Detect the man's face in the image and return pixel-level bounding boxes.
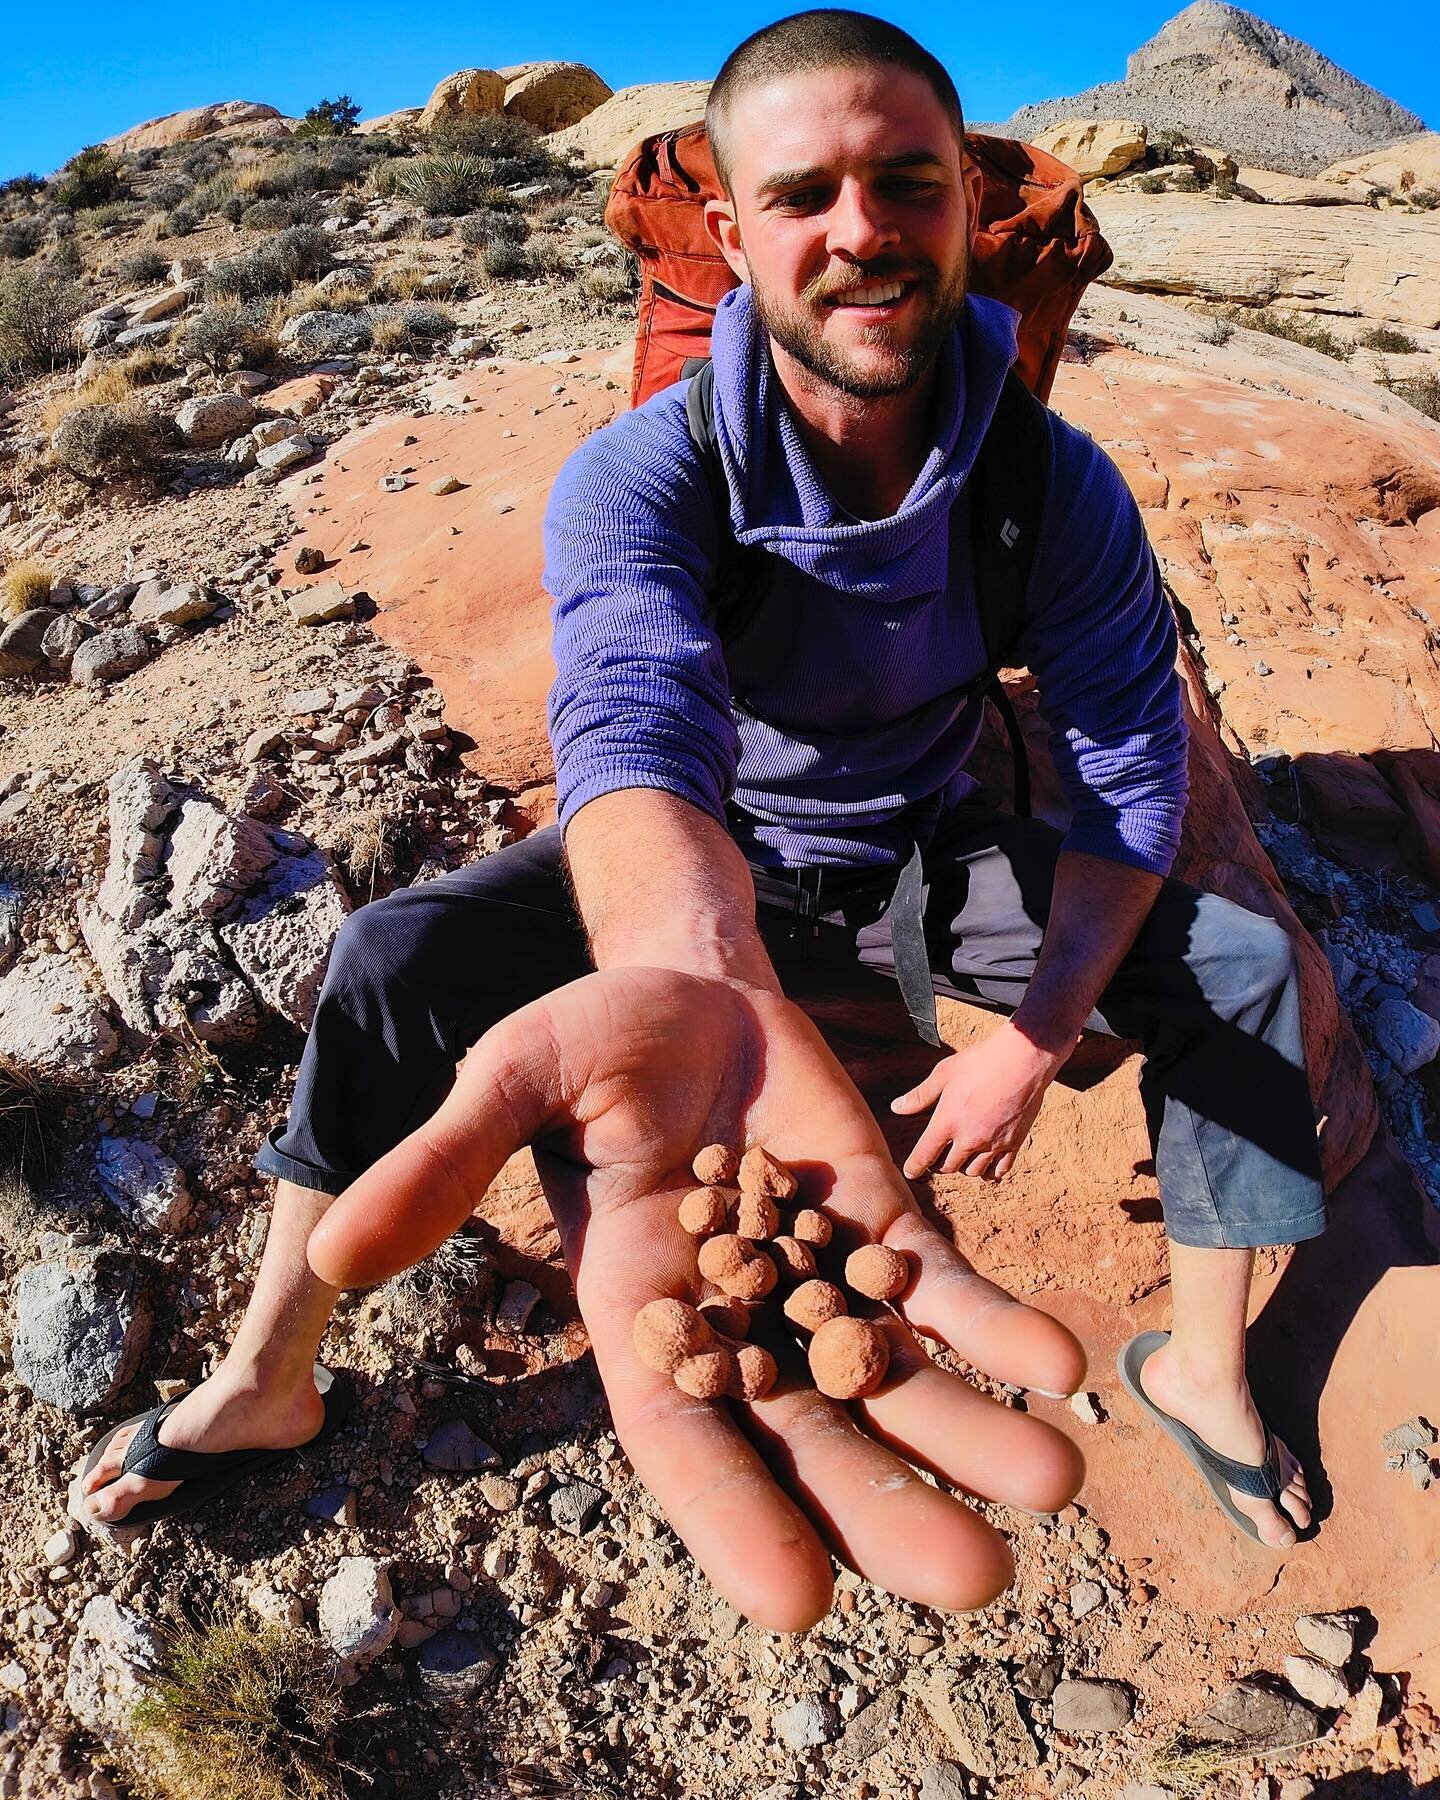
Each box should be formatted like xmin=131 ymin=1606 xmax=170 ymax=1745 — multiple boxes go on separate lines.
xmin=706 ymin=63 xmax=979 ymax=399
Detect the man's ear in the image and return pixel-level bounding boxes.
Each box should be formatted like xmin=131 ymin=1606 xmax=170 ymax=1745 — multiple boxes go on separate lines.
xmin=961 ymin=150 xmax=984 ymax=257
xmin=704 ymin=196 xmax=749 ymax=284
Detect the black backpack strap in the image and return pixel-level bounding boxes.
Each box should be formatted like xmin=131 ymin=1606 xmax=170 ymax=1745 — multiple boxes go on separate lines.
xmin=966 ymin=369 xmax=1053 ymax=818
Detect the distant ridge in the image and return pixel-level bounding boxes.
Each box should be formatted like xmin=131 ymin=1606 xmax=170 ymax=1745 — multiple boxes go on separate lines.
xmin=991 ymin=2 xmax=1427 ymax=176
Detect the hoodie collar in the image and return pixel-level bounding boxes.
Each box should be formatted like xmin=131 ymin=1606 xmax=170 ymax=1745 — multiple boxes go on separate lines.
xmin=707 ymin=284 xmax=1021 ymax=598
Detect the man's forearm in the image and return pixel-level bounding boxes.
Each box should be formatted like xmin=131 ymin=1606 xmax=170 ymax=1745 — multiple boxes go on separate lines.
xmin=563 ymin=788 xmax=781 ymax=993
xmin=1010 ymin=850 xmax=1163 ymax=1067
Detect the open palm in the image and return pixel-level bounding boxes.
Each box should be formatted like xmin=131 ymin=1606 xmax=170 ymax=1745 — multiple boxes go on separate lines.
xmin=308 ymin=965 xmax=1086 ymax=1630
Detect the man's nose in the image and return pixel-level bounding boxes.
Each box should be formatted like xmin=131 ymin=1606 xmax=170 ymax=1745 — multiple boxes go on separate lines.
xmin=824 ymin=177 xmax=900 ymax=262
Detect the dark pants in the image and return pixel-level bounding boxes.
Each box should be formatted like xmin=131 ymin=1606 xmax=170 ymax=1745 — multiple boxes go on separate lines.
xmin=257 ymin=807 xmax=1327 ymax=1250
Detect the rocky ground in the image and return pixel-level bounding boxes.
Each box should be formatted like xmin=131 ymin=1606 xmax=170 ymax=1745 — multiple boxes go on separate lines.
xmin=1 ymin=102 xmax=1439 ymax=1800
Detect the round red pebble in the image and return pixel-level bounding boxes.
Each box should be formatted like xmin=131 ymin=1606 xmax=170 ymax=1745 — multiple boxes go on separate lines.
xmin=699 ymin=1295 xmax=751 ymax=1337
xmin=692 ymin=1143 xmax=740 ymax=1186
xmin=845 ymin=1244 xmax=910 ymax=1301
xmin=734 ymin=1342 xmax=778 ymax=1401
xmin=809 ymin=1316 xmax=890 ymax=1399
xmin=697 ymin=1234 xmax=778 ymax=1301
xmin=632 ymin=1298 xmax=712 ymax=1373
xmin=673 ymin=1346 xmax=736 ymax=1398
xmin=770 ymin=1236 xmax=818 ymax=1281
xmin=678 ymin=1185 xmax=732 ymax=1236
xmin=738 ymin=1145 xmax=798 ymax=1202
xmin=736 ymin=1193 xmax=780 ymax=1239
xmin=783 ymin=1279 xmax=848 ymax=1333
xmin=791 ymin=1208 xmax=833 ymax=1247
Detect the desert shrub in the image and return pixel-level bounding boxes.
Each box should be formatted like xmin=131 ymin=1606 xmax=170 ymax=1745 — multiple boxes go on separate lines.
xmin=175 ymin=298 xmax=276 ymax=372
xmin=159 ymin=205 xmax=199 ymax=238
xmin=0 ymin=217 xmax=43 ymax=259
xmin=84 ymin=200 xmax=138 ymax=230
xmin=1392 ymin=371 xmax=1440 ymax=421
xmin=1147 ymin=130 xmax=1190 ymax=165
xmin=1213 ymin=172 xmax=1237 ymax=200
xmin=46 ymin=236 xmax=84 ymax=277
xmin=238 ymin=142 xmax=375 ymax=202
xmin=459 ymin=207 xmax=529 ymax=249
xmin=369 ymin=263 xmax=431 ymax=301
xmin=366 ymin=300 xmax=454 ymax=352
xmin=51 ymin=399 xmax=165 ymax=480
xmin=115 ymin=245 xmax=169 ymax=287
xmin=53 ymin=145 xmax=125 ymax=211
xmin=1407 ymin=188 xmax=1439 ymax=211
xmin=179 ymin=143 xmax=228 ymax=180
xmin=130 ymin=1613 xmax=343 ymax=1800
xmin=420 ymin=217 xmax=452 ymax=238
xmin=1242 ymin=306 xmax=1350 ymax=360
xmin=0 ymin=265 xmax=82 ymax=375
xmin=478 ymin=240 xmax=532 ymax=281
xmin=1358 ymin=325 xmax=1421 ymax=354
xmin=294 ymin=95 xmax=361 ymax=139
xmin=116 ymin=343 xmax=176 ymax=386
xmin=148 ymin=176 xmax=194 ymax=212
xmin=1135 ymin=173 xmax=1167 ymax=194
xmin=1169 ymin=167 xmax=1201 ymax=193
xmin=205 ymin=225 xmax=332 ymax=299
xmin=581 ymin=265 xmax=635 ymax=308
xmin=2 ymin=559 xmax=51 ymax=618
xmin=43 ymin=366 xmax=136 ymax=432
xmin=240 ymin=195 xmax=319 ymax=231
xmin=0 ymin=174 xmax=44 ymax=199
xmin=397 ymin=152 xmax=497 ymax=217
xmin=189 ymin=173 xmax=239 ymax=219
xmin=526 ymin=238 xmax=570 ymax=277
xmin=536 ymin=199 xmax=576 ymax=229
xmin=1200 ymin=313 xmax=1234 ymax=346
xmin=426 ymin=111 xmax=577 ymax=188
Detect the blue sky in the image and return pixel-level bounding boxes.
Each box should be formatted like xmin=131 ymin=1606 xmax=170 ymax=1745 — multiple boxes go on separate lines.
xmin=2 ymin=1 xmax=1433 ymax=181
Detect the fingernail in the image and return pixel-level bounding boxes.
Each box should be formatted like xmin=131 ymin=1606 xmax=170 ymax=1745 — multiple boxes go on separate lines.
xmin=1032 ymin=1388 xmax=1073 ymax=1400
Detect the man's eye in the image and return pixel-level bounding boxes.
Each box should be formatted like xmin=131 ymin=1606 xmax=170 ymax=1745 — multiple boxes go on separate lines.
xmin=887 ymin=178 xmax=938 ymax=196
xmin=774 ymin=190 xmax=823 ymax=211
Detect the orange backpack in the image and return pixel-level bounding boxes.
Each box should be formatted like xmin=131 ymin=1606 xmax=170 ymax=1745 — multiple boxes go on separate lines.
xmin=605 ymin=120 xmax=1113 ymax=408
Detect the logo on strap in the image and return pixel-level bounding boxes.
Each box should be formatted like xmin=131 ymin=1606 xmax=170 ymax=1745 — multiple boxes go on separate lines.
xmin=1000 ymin=518 xmax=1020 ymax=549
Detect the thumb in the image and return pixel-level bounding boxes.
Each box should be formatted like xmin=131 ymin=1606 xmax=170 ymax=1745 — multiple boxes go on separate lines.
xmin=307 ymin=1002 xmax=566 ymax=1288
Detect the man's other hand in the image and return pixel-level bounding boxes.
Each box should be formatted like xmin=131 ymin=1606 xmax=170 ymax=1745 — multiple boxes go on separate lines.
xmin=891 ymin=1021 xmax=1063 ymax=1181
xmin=307 ymin=967 xmax=1085 ymax=1632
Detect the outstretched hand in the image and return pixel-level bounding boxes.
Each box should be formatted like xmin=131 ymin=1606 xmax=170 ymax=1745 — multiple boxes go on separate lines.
xmin=308 ymin=966 xmax=1085 ymax=1630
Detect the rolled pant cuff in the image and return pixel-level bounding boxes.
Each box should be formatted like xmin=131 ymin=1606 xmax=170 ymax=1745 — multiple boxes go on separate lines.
xmin=1165 ymin=1204 xmax=1328 ymax=1252
xmin=254 ymin=1126 xmax=355 ymax=1198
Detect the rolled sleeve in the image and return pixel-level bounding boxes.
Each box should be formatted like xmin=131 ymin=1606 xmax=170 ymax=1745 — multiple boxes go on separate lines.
xmin=543 ymin=394 xmax=739 ymax=834
xmin=1021 ymin=415 xmax=1188 ymax=877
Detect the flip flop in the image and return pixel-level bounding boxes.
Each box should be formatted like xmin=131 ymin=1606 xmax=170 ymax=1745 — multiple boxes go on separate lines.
xmin=77 ymin=1362 xmax=354 ymax=1529
xmin=1116 ymin=1330 xmax=1288 ymax=1547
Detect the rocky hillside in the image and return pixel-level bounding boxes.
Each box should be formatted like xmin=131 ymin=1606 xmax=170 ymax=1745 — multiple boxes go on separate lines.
xmin=999 ymin=1 xmax=1427 ymax=175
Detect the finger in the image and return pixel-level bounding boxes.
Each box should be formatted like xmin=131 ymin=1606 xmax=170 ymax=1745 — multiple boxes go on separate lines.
xmin=891 ymin=1066 xmax=947 ymax=1115
xmin=855 ymin=1317 xmax=1084 ymax=1515
xmin=994 ymin=1151 xmax=1017 ymax=1178
xmin=308 ymin=1004 xmax=564 ymax=1287
xmin=901 ymin=1117 xmax=957 ymax=1180
xmin=743 ymin=1364 xmax=1014 ymax=1613
xmin=573 ymin=1188 xmax=836 ymax=1634
xmin=962 ymin=1151 xmax=994 ymax=1179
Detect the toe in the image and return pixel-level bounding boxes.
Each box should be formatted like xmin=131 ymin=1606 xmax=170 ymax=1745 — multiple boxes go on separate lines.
xmin=87 ymin=1471 xmax=176 ymax=1524
xmin=81 ymin=1423 xmax=138 ymax=1495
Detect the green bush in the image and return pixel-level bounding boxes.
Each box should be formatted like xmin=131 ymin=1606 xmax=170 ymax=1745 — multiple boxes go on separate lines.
xmin=1242 ymin=306 xmax=1350 ymax=360
xmin=174 ymin=298 xmax=276 ymax=372
xmin=51 ymin=400 xmax=165 ymax=480
xmin=1358 ymin=325 xmax=1421 ymax=354
xmin=53 ymin=145 xmax=126 ymax=211
xmin=0 ymin=266 xmax=82 ymax=376
xmin=1200 ymin=313 xmax=1235 ymax=347
xmin=0 ymin=174 xmax=44 ymax=199
xmin=1213 ymin=172 xmax=1237 ymax=200
xmin=189 ymin=174 xmax=239 ymax=219
xmin=294 ymin=95 xmax=361 ymax=139
xmin=148 ymin=176 xmax=194 ymax=212
xmin=179 ymin=143 xmax=229 ymax=180
xmin=526 ymin=238 xmax=570 ymax=276
xmin=366 ymin=300 xmax=454 ymax=351
xmin=205 ymin=225 xmax=332 ymax=298
xmin=398 ymin=152 xmax=500 ymax=217
xmin=159 ymin=205 xmax=199 ymax=238
xmin=116 ymin=246 xmax=169 ymax=287
xmin=240 ymin=195 xmax=318 ymax=231
xmin=1391 ymin=370 xmax=1440 ymax=421
xmin=1135 ymin=173 xmax=1167 ymax=195
xmin=1407 ymin=188 xmax=1439 ymax=211
xmin=1169 ymin=167 xmax=1201 ymax=193
xmin=426 ymin=111 xmax=577 ymax=189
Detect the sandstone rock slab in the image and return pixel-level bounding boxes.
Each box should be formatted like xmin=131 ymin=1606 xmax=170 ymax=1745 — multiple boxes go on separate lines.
xmin=502 ymin=62 xmax=612 ymax=134
xmin=914 ymin=1662 xmax=1040 ymax=1776
xmin=103 ymin=100 xmax=283 ymax=154
xmin=419 ymin=68 xmax=506 ymax=132
xmin=545 ymin=81 xmax=710 ymax=169
xmin=63 ymin=1596 xmax=165 ymax=1752
xmin=129 ymin=581 xmax=216 ymax=629
xmin=164 ymin=799 xmax=277 ymax=920
xmin=1030 ymin=118 xmax=1147 ymax=180
xmin=287 ymin=580 xmax=354 ymax=625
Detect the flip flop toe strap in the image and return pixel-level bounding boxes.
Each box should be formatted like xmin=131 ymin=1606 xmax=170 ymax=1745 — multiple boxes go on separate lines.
xmin=1179 ymin=1421 xmax=1284 ymax=1501
xmin=120 ymin=1403 xmax=265 ymax=1485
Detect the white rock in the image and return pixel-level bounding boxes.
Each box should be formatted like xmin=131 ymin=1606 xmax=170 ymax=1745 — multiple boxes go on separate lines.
xmin=248 ymin=1584 xmax=305 ymax=1628
xmin=318 ymin=1557 xmax=399 ymax=1673
xmin=1370 ymin=998 xmax=1440 ymax=1075
xmin=43 ymin=1528 xmax=78 ymax=1567
xmin=129 ymin=581 xmax=216 ymax=629
xmin=173 ymin=393 xmax=257 ymax=449
xmin=1295 ymin=1610 xmax=1361 ymax=1665
xmin=1284 ymin=1654 xmax=1351 ymax=1711
xmin=165 ymin=799 xmax=277 ymax=921
xmin=95 ymin=1137 xmax=193 ymax=1233
xmin=0 ymin=952 xmax=118 ymax=1073
xmin=495 ymin=1279 xmax=541 ymax=1333
xmin=218 ymin=847 xmax=349 ymax=1031
xmin=256 ymin=433 xmax=316 ymax=473
xmin=63 ymin=1596 xmax=165 ymax=1749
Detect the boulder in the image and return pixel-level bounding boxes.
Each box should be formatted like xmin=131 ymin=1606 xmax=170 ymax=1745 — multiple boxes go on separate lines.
xmin=217 ymin=846 xmax=349 ymax=1030
xmin=70 ymin=626 xmax=150 ymax=686
xmin=501 ymin=62 xmax=612 ymax=134
xmin=1029 ymin=118 xmax=1147 ymax=180
xmin=113 ymin=320 xmax=178 ymax=351
xmin=95 ymin=1137 xmax=193 ymax=1233
xmin=1088 ymin=190 xmax=1440 ymax=330
xmin=1369 ymin=997 xmax=1440 ymax=1076
xmin=1237 ymin=166 xmax=1372 ymax=205
xmin=80 ymin=902 xmax=259 ymax=1045
xmin=545 ymin=81 xmax=711 ymax=169
xmin=129 ymin=581 xmax=216 ymax=629
xmin=0 ymin=952 xmax=117 ymax=1073
xmin=356 ymin=108 xmax=423 ymax=137
xmin=173 ymin=392 xmax=257 ymax=449
xmin=1319 ymin=133 xmax=1440 ymax=193
xmin=96 ymin=758 xmax=177 ymax=930
xmin=278 ymin=309 xmax=370 ymax=359
xmin=0 ymin=607 xmax=60 ymax=678
xmin=102 ymin=100 xmax=283 ymax=154
xmin=255 ymin=432 xmax=317 ymax=474
xmin=1293 ymin=751 xmax=1409 ymax=849
xmin=41 ymin=613 xmax=90 ymax=673
xmin=165 ymin=799 xmax=277 ymax=920
xmin=418 ymin=68 xmax=506 ymax=133
xmin=11 ymin=1248 xmax=150 ymax=1413
xmin=287 ymin=580 xmax=355 ymax=625
xmin=127 ymin=288 xmax=188 ymax=325
xmin=1373 ymin=750 xmax=1440 ymax=886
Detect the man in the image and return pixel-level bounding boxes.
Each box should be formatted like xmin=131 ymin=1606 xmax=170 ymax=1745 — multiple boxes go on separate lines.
xmin=80 ymin=11 xmax=1321 ymax=1621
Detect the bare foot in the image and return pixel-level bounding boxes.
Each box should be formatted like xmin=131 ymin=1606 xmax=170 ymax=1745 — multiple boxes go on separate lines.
xmin=81 ymin=1367 xmax=326 ymax=1525
xmin=1140 ymin=1340 xmax=1311 ymax=1548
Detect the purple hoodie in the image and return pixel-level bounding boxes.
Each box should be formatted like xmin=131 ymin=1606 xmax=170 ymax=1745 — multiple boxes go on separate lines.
xmin=543 ymin=286 xmax=1187 ymax=872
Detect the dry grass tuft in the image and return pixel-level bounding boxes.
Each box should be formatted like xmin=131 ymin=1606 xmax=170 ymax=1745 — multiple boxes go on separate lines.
xmin=43 ymin=365 xmax=136 ymax=433
xmin=382 ymin=1229 xmax=493 ymax=1340
xmin=2 ymin=557 xmax=52 ymax=618
xmin=327 ymin=804 xmax=402 ymax=902
xmin=167 ymin=1025 xmax=229 ymax=1108
xmin=130 ymin=1613 xmax=344 ymax=1800
xmin=0 ymin=1054 xmax=57 ymax=1190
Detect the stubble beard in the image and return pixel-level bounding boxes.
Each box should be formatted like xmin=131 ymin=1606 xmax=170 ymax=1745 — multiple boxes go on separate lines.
xmin=749 ymin=249 xmax=970 ymax=400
